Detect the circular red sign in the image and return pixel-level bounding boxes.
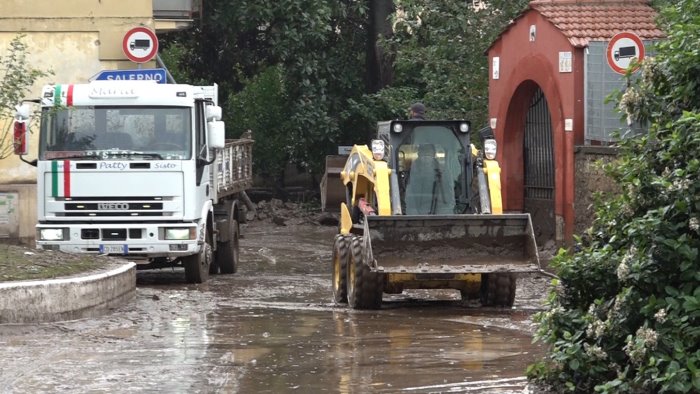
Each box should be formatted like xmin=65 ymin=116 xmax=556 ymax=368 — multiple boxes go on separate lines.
xmin=122 ymin=26 xmax=159 ymax=63
xmin=606 ymin=32 xmax=645 ymax=74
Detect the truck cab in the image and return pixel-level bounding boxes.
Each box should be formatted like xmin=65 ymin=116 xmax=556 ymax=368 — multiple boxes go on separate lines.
xmin=15 ymin=81 xmax=254 ymax=283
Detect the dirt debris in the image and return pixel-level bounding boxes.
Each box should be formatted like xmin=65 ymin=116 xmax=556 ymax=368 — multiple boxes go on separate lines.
xmin=252 ymin=198 xmax=338 ymax=227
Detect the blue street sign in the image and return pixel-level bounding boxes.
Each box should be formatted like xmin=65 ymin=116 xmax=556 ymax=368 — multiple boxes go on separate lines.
xmin=94 ymin=68 xmax=167 ymax=83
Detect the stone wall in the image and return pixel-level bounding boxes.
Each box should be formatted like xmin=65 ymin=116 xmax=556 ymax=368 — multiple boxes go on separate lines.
xmin=574 ymin=146 xmax=620 ymax=236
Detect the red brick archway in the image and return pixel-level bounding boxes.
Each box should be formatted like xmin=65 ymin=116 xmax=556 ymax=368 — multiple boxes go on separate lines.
xmin=494 ymin=54 xmax=573 ymax=242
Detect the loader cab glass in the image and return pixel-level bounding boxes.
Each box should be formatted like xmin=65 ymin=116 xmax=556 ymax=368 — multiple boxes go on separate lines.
xmin=38 ymin=106 xmax=192 ymax=160
xmin=396 ymin=125 xmax=465 ymax=215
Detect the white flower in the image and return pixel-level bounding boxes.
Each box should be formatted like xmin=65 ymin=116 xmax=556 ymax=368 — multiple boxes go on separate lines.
xmin=654 ymin=308 xmax=667 ymax=323
xmin=584 ymin=343 xmax=608 ymax=360
xmin=690 ymin=217 xmax=699 ymax=232
xmin=637 ymin=327 xmax=658 ymax=348
xmin=617 ymin=260 xmax=630 ymax=281
xmin=617 ymin=247 xmax=636 ymax=281
xmin=586 ymin=319 xmax=606 ymax=339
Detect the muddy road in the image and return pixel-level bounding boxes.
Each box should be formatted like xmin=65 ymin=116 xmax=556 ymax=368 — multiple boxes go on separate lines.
xmin=0 ymin=221 xmax=551 ymax=393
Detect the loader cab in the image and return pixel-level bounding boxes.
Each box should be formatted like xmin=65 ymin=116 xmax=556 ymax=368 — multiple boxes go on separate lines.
xmin=377 ymin=120 xmax=473 ymax=215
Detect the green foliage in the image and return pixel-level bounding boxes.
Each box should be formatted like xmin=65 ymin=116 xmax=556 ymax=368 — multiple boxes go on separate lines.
xmin=161 ymin=1 xmax=528 ymax=179
xmin=161 ymin=0 xmax=370 ymax=175
xmin=227 ymin=65 xmax=290 ymax=182
xmin=0 ymin=35 xmax=51 ymax=159
xmin=529 ymin=1 xmax=700 ymax=392
xmin=383 ymin=0 xmax=529 ymax=125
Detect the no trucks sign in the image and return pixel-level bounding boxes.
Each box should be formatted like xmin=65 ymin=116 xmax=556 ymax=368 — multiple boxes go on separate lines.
xmin=122 ymin=27 xmax=159 ymax=63
xmin=606 ymin=32 xmax=645 ymax=74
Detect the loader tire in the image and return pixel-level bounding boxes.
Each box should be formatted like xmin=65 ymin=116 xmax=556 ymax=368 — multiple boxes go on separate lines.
xmin=480 ymin=273 xmax=516 ymax=307
xmin=347 ymin=236 xmax=383 ymax=310
xmin=332 ymin=234 xmax=350 ymax=304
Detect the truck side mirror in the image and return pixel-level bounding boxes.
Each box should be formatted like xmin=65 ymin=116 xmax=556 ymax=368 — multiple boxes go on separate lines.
xmin=208 ymin=120 xmax=225 ymax=149
xmin=205 ymin=105 xmax=222 ymax=121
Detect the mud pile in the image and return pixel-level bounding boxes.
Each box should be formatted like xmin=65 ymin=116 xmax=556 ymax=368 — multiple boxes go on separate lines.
xmin=252 ymin=199 xmax=338 ymax=227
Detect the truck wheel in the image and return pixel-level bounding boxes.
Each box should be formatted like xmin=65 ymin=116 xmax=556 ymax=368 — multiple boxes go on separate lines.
xmin=332 ymin=234 xmax=349 ymax=303
xmin=217 ymin=219 xmax=239 ymax=274
xmin=480 ymin=273 xmax=516 ymax=307
xmin=184 ymin=242 xmax=212 ymax=284
xmin=347 ymin=236 xmax=383 ymax=310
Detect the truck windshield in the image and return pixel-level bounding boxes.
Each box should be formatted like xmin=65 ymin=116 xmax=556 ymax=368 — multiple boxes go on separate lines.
xmin=39 ymin=106 xmax=192 ymax=160
xmin=398 ymin=126 xmax=465 ymax=215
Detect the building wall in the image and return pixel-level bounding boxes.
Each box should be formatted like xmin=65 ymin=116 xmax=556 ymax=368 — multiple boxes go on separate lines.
xmin=0 ymin=0 xmax=157 ymax=243
xmin=488 ymin=10 xmax=584 ymax=243
xmin=573 ymin=146 xmax=619 ymax=236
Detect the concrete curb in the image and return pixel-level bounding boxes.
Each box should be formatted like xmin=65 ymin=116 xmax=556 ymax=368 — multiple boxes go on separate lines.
xmin=0 ymin=262 xmax=136 ymax=324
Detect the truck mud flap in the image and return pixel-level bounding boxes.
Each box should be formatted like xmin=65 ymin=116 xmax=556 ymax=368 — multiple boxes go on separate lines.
xmin=364 ymin=214 xmax=540 ymax=274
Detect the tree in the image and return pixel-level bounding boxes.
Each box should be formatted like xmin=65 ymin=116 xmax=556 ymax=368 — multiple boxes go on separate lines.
xmin=528 ymin=1 xmax=700 ymax=392
xmin=161 ymin=0 xmax=371 ymax=181
xmin=381 ymin=0 xmax=529 ymax=125
xmin=160 ymin=1 xmax=530 ymax=182
xmin=0 ymin=35 xmax=51 ymax=159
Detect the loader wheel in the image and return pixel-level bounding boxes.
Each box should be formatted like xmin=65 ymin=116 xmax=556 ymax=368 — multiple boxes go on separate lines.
xmin=347 ymin=236 xmax=383 ymax=310
xmin=184 ymin=241 xmax=212 ymax=284
xmin=480 ymin=273 xmax=516 ymax=307
xmin=217 ymin=219 xmax=240 ymax=274
xmin=332 ymin=234 xmax=350 ymax=304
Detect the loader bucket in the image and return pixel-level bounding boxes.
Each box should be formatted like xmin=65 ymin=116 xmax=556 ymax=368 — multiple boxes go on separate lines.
xmin=365 ymin=214 xmax=540 ymax=274
xmin=320 ymin=155 xmax=349 ymax=212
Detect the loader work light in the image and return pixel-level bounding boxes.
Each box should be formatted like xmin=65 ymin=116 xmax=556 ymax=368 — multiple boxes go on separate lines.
xmin=371 ymin=139 xmax=385 ymax=161
xmin=484 ymin=139 xmax=497 ymax=160
xmin=459 ymin=122 xmax=470 ymax=133
xmin=392 ymin=123 xmax=403 ymax=133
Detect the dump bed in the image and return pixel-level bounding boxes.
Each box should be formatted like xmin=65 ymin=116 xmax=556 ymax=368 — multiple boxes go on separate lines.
xmin=211 ymin=138 xmax=254 ymax=201
xmin=320 ymin=154 xmax=349 ymax=212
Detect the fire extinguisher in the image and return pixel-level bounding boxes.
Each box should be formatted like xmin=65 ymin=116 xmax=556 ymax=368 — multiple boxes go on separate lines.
xmin=13 ymin=104 xmax=30 ymax=156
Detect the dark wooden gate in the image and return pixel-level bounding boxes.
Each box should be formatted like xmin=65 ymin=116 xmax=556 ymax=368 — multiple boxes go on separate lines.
xmin=523 ymin=87 xmax=555 ymax=243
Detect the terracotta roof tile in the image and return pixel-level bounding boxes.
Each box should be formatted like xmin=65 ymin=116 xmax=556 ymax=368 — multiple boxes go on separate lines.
xmin=529 ymin=0 xmax=665 ymax=47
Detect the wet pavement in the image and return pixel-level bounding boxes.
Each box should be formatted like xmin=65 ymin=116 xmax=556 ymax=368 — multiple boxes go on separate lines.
xmin=0 ymin=221 xmax=551 ymax=393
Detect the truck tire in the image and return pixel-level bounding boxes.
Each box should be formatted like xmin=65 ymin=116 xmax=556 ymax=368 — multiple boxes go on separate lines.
xmin=332 ymin=234 xmax=349 ymax=304
xmin=217 ymin=219 xmax=239 ymax=274
xmin=184 ymin=241 xmax=212 ymax=284
xmin=479 ymin=273 xmax=516 ymax=307
xmin=347 ymin=236 xmax=383 ymax=310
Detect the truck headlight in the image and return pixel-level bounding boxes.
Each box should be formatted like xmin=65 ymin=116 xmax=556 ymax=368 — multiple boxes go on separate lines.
xmin=39 ymin=228 xmax=68 ymax=241
xmin=484 ymin=139 xmax=497 ymax=160
xmin=371 ymin=139 xmax=385 ymax=161
xmin=165 ymin=228 xmax=195 ymax=240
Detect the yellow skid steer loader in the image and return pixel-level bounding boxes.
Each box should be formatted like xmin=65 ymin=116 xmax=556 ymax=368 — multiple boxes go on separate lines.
xmin=331 ymin=120 xmax=541 ymax=309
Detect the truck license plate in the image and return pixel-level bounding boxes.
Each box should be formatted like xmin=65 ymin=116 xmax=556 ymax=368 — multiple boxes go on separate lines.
xmin=99 ymin=244 xmax=128 ymax=255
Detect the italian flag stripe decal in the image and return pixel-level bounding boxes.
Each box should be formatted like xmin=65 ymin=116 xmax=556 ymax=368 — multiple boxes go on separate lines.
xmin=51 ymin=160 xmax=71 ymax=198
xmin=67 ymin=84 xmax=74 ymax=106
xmin=52 ymin=84 xmax=73 ymax=106
xmin=54 ymin=85 xmax=61 ymax=106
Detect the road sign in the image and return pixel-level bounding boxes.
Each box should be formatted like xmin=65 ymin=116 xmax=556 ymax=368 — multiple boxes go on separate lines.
xmin=94 ymin=68 xmax=167 ymax=83
xmin=122 ymin=26 xmax=159 ymax=63
xmin=606 ymin=32 xmax=645 ymax=74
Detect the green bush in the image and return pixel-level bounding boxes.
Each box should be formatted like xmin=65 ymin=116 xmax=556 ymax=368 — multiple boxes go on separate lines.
xmin=528 ymin=1 xmax=700 ymax=392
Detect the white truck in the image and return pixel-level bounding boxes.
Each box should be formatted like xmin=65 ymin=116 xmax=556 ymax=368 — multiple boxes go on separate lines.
xmin=13 ymin=80 xmax=254 ymax=283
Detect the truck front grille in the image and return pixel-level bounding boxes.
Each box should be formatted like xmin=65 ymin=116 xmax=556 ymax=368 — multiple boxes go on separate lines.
xmin=55 ymin=196 xmax=177 ymax=218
